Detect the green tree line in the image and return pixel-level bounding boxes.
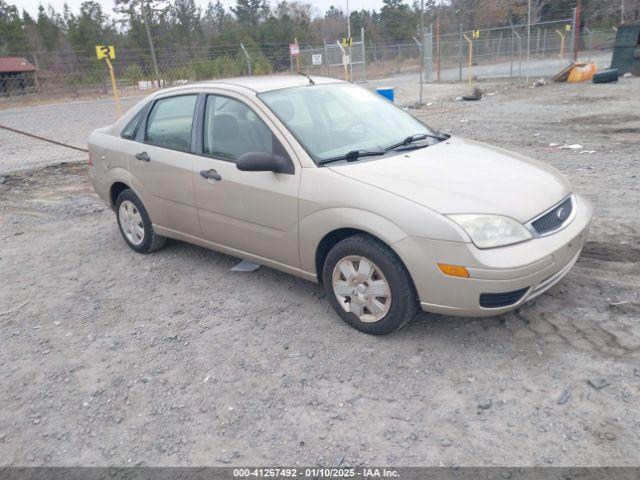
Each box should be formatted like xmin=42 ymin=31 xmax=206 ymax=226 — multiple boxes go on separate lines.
xmin=1 ymin=0 xmax=634 ymax=57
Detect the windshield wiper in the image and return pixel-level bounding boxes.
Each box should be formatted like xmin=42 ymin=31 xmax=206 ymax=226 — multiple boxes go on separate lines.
xmin=318 ymin=149 xmax=385 ymax=165
xmin=384 ymin=133 xmax=448 ymax=152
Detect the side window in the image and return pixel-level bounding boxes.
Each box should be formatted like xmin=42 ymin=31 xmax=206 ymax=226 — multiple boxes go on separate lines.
xmin=145 ymin=94 xmax=197 ymax=151
xmin=121 ymin=108 xmax=144 ymax=140
xmin=204 ymin=95 xmax=276 ymax=161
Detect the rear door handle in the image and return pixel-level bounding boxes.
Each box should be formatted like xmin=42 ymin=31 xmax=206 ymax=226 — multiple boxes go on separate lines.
xmin=135 ymin=151 xmax=150 ymax=162
xmin=200 ymin=169 xmax=221 ymax=181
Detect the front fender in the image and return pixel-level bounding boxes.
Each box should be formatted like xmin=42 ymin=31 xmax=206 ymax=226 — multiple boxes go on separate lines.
xmin=299 ymin=207 xmax=409 ymax=275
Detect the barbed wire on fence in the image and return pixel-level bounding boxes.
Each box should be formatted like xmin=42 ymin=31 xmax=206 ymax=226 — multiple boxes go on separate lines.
xmin=0 ymin=17 xmax=619 ymax=102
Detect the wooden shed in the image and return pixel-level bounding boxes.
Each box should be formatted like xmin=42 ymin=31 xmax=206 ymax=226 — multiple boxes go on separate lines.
xmin=0 ymin=57 xmax=38 ymax=96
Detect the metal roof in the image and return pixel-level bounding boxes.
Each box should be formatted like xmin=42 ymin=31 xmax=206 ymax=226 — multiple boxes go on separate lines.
xmin=0 ymin=57 xmax=37 ymax=73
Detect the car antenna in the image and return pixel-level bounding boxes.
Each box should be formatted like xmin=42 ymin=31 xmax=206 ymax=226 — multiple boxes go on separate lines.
xmin=299 ymin=72 xmax=315 ymax=86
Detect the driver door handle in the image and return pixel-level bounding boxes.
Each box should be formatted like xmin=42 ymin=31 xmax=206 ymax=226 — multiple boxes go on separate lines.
xmin=200 ymin=169 xmax=222 ymax=181
xmin=135 ymin=151 xmax=150 ymax=162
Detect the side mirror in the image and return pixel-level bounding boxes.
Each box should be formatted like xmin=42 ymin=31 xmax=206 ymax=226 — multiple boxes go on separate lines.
xmin=236 ymin=151 xmax=294 ymax=175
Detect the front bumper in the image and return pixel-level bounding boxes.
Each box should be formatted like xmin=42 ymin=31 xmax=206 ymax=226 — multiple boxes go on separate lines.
xmin=393 ymin=193 xmax=593 ymax=317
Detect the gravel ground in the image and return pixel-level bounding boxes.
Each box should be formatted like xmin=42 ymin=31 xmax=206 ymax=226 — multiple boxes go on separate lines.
xmin=0 ymin=77 xmax=639 ymax=467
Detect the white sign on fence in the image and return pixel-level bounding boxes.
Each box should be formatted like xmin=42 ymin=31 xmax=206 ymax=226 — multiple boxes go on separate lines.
xmin=289 ymin=43 xmax=300 ymax=56
xmin=312 ymin=54 xmax=322 ymax=66
xmin=342 ymin=54 xmax=350 ymax=66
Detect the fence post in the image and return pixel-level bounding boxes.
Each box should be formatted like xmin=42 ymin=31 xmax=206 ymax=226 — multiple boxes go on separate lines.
xmin=423 ymin=25 xmax=434 ymax=82
xmin=348 ymin=41 xmax=353 ymax=83
xmin=571 ymin=7 xmax=577 ymax=61
xmin=361 ymin=26 xmax=367 ymax=83
xmin=413 ymin=35 xmax=422 ymax=84
xmin=510 ymin=27 xmax=515 ymax=77
xmin=542 ymin=28 xmax=547 ymax=57
xmin=556 ymin=29 xmax=565 ymax=58
xmin=462 ymin=32 xmax=473 ymax=86
xmin=496 ymin=32 xmax=503 ymax=61
xmin=458 ymin=23 xmax=463 ymax=82
xmin=419 ymin=0 xmax=424 ymax=105
xmin=240 ymin=43 xmax=252 ymax=76
xmin=337 ymin=41 xmax=349 ymax=81
xmin=536 ymin=28 xmax=541 ymax=55
xmin=435 ymin=16 xmax=441 ymax=82
xmin=518 ymin=33 xmax=522 ymax=76
xmin=324 ymin=40 xmax=329 ymax=76
xmin=573 ymin=1 xmax=581 ymax=62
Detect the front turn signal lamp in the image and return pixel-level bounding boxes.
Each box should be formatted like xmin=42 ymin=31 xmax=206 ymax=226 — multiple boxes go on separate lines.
xmin=437 ymin=263 xmax=470 ymax=278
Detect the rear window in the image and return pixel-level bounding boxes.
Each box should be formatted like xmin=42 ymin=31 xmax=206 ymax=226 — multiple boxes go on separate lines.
xmin=121 ymin=108 xmax=144 ymax=140
xmin=145 ymin=94 xmax=197 ymax=151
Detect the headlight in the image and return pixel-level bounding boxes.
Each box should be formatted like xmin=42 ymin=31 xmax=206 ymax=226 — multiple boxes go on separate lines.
xmin=448 ymin=214 xmax=532 ymax=249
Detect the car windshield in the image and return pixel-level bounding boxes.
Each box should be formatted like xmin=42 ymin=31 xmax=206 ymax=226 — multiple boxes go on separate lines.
xmin=259 ymin=83 xmax=439 ymax=164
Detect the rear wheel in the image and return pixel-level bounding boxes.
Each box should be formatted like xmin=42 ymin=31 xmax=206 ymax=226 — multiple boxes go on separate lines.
xmin=115 ymin=189 xmax=166 ymax=253
xmin=322 ymin=234 xmax=418 ymax=335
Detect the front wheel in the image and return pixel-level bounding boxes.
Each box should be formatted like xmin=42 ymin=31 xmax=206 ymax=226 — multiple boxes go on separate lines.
xmin=322 ymin=234 xmax=419 ymax=335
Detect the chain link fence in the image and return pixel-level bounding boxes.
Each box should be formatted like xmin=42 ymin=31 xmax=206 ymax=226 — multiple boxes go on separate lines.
xmin=0 ymin=21 xmax=618 ymax=101
xmin=436 ymin=19 xmax=617 ymax=81
xmin=0 ymin=20 xmax=618 ymax=174
xmin=0 ymin=45 xmax=294 ymax=99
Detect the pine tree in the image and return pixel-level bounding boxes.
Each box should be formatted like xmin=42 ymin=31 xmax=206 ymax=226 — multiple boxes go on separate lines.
xmin=231 ymin=0 xmax=269 ymax=28
xmin=0 ymin=0 xmax=26 ymax=54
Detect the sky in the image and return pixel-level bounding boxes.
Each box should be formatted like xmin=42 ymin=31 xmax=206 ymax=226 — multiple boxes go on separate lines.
xmin=16 ymin=0 xmax=389 ymax=17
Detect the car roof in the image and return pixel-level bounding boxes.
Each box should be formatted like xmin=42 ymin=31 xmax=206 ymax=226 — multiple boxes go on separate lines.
xmin=162 ymin=75 xmax=345 ymax=95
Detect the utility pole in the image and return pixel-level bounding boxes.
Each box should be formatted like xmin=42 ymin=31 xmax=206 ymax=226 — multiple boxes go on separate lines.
xmin=621 ymin=0 xmax=625 ymax=23
xmin=419 ymin=0 xmax=424 ymax=105
xmin=346 ymin=0 xmax=351 ymax=40
xmin=140 ymin=0 xmax=161 ymax=88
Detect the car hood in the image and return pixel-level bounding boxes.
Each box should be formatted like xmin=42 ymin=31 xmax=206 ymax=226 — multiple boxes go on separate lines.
xmin=327 ymin=136 xmax=571 ymax=222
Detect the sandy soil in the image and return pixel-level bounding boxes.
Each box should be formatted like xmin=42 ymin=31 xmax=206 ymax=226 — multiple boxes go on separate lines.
xmin=0 ymin=78 xmax=639 ymax=467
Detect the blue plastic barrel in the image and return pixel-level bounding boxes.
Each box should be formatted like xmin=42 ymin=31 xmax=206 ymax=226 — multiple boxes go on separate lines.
xmin=376 ymin=87 xmax=394 ymax=102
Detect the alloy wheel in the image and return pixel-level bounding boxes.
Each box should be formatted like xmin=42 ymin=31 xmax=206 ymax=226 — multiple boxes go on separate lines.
xmin=118 ymin=200 xmax=145 ymax=246
xmin=331 ymin=255 xmax=392 ymax=323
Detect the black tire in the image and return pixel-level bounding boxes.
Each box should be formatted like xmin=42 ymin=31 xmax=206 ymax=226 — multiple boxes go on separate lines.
xmin=592 ymin=69 xmax=619 ymax=84
xmin=322 ymin=234 xmax=419 ymax=335
xmin=115 ymin=189 xmax=166 ymax=254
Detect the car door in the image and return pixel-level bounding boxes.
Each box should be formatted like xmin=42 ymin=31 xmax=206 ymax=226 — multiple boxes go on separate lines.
xmin=125 ymin=93 xmax=201 ymax=237
xmin=191 ymin=92 xmax=300 ymax=268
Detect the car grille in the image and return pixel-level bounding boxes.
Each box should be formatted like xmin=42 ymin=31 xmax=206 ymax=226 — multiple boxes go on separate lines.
xmin=479 ymin=288 xmax=529 ymax=308
xmin=531 ymin=196 xmax=573 ymax=235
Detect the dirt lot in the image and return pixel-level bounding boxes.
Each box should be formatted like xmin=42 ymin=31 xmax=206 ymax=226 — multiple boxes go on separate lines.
xmin=1 ymin=78 xmax=639 ymax=467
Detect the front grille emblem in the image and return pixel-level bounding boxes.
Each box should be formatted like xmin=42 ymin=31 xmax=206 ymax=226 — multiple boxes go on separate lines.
xmin=529 ymin=195 xmax=574 ymax=236
xmin=556 ymin=206 xmax=569 ymax=222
